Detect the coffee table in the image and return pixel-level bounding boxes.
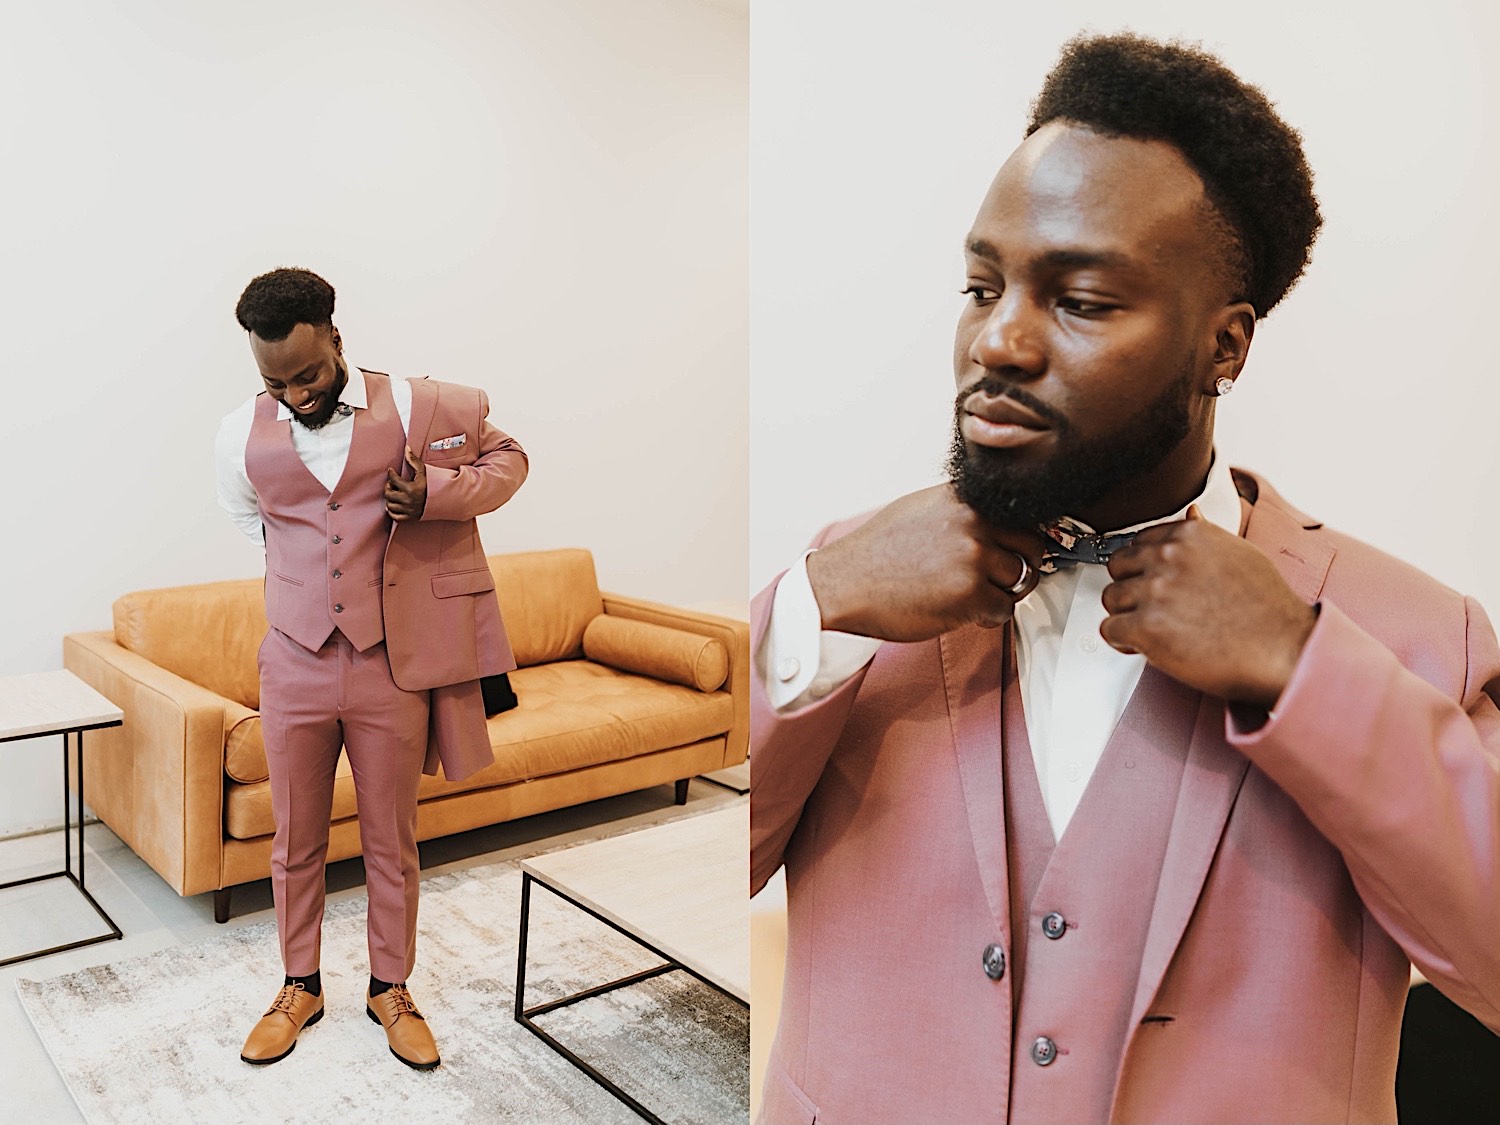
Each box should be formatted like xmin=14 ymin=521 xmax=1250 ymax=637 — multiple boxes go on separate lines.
xmin=0 ymin=670 xmax=124 ymax=967
xmin=514 ymin=803 xmax=748 ymax=1124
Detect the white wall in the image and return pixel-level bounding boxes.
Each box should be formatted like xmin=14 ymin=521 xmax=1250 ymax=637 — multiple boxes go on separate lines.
xmin=0 ymin=0 xmax=746 ymax=835
xmin=751 ymin=2 xmax=1500 ymax=623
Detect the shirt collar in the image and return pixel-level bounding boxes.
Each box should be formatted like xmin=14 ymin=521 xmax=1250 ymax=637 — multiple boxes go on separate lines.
xmin=274 ymin=358 xmax=365 ymax=421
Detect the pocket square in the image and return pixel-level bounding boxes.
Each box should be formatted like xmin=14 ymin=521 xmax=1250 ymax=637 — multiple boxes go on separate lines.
xmin=428 ymin=433 xmax=467 ymax=451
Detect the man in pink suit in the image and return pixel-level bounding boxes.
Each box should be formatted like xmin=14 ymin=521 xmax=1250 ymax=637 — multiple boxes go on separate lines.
xmin=215 ymin=268 xmax=527 ymax=1068
xmin=752 ymin=35 xmax=1500 ymax=1124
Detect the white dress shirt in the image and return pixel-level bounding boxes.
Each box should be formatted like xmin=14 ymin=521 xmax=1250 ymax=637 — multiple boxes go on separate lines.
xmin=214 ymin=362 xmax=412 ymax=544
xmin=760 ymin=457 xmax=1243 ymax=838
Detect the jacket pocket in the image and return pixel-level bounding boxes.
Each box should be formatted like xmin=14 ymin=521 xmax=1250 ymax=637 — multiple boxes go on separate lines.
xmin=272 ymin=571 xmax=305 ymax=587
xmin=431 ymin=567 xmax=496 ymax=598
xmin=759 ymin=1055 xmax=819 ymax=1124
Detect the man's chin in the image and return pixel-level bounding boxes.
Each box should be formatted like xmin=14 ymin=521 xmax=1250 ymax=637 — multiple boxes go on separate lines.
xmin=948 ymin=443 xmax=1064 ymax=529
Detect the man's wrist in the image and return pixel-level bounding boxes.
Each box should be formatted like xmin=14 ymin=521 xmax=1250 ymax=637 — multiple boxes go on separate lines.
xmin=805 ymin=549 xmax=852 ymax=634
xmin=1244 ymin=603 xmax=1320 ymax=711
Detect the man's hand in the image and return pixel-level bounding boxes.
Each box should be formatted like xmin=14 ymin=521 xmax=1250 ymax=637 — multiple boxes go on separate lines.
xmin=1100 ymin=509 xmax=1317 ymax=710
xmin=384 ymin=448 xmax=427 ymax=521
xmin=805 ymin=484 xmax=1050 ymax=643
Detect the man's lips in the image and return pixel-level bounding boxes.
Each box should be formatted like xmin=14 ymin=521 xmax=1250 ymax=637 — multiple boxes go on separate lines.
xmin=961 ymin=391 xmax=1054 ymax=449
xmin=963 ymin=392 xmax=1050 ymax=429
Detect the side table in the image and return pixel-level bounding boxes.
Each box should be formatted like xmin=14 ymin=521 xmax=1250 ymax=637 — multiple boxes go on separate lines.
xmin=0 ymin=670 xmax=124 ymax=967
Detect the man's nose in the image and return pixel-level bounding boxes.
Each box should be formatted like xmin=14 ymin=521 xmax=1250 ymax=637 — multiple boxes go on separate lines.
xmin=968 ymin=292 xmax=1045 ymax=377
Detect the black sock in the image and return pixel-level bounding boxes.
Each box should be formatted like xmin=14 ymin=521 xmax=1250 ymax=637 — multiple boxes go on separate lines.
xmin=284 ymin=970 xmax=321 ymax=997
xmin=369 ymin=975 xmax=396 ymax=997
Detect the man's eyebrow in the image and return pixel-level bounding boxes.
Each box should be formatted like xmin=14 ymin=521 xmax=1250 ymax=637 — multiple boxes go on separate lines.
xmin=963 ymin=238 xmax=1138 ymax=273
xmin=964 ymin=237 xmax=1001 ymax=263
xmin=1038 ymin=248 xmax=1137 ymax=272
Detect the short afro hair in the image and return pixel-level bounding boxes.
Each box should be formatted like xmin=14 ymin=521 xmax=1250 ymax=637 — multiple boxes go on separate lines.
xmin=235 ymin=267 xmax=336 ymax=341
xmin=1028 ymin=33 xmax=1321 ymax=317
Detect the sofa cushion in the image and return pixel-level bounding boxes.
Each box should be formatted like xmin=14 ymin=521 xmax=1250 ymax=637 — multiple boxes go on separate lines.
xmin=222 ymin=659 xmax=734 ymax=839
xmin=454 ymin=660 xmax=734 ymax=792
xmin=226 ymin=751 xmax=355 ymax=840
xmin=114 ymin=578 xmax=266 ymax=710
xmin=583 ymin=615 xmax=728 ymax=692
xmin=488 ymin=549 xmax=602 ymax=667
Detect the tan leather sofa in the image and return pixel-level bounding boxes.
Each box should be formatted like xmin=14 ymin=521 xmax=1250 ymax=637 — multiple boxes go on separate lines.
xmin=62 ymin=548 xmax=747 ymax=921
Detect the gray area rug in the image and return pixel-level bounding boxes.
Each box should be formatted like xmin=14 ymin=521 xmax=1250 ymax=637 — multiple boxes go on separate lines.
xmin=17 ymin=843 xmax=748 ymax=1125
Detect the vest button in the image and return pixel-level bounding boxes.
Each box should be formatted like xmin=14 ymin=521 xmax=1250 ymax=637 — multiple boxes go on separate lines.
xmin=333 ymin=604 xmax=344 ymax=613
xmin=329 ymin=502 xmax=341 ymax=510
xmin=332 ymin=535 xmax=343 ymax=544
xmin=332 ymin=570 xmax=342 ymax=579
xmin=1042 ymin=911 xmax=1066 ymax=940
xmin=1031 ymin=1037 xmax=1057 ymax=1066
xmin=981 ymin=943 xmax=1006 ymax=981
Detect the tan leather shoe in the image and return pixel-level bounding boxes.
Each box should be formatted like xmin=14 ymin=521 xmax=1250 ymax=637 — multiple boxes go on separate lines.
xmin=240 ymin=982 xmax=324 ymax=1065
xmin=366 ymin=983 xmax=440 ymax=1069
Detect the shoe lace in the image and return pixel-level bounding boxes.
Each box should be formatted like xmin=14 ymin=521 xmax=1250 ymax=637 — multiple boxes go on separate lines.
xmin=266 ymin=982 xmax=305 ymax=1017
xmin=385 ymin=983 xmax=423 ymax=1021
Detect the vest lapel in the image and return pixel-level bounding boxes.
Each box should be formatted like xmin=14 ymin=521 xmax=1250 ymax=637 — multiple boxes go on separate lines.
xmin=327 ymin=370 xmax=373 ymax=500
xmin=938 ymin=624 xmax=1012 ymax=934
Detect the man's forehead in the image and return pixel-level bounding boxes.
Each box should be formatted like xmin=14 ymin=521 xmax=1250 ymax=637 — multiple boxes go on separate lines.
xmin=969 ymin=122 xmax=1210 ymax=266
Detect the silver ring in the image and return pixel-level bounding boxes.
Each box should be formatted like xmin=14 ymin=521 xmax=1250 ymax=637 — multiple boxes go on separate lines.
xmin=1004 ymin=554 xmax=1032 ymax=597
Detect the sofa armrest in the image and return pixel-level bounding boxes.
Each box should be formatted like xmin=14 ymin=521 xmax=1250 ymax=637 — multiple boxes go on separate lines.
xmin=63 ymin=631 xmax=234 ymax=897
xmin=598 ymin=595 xmax=750 ymax=769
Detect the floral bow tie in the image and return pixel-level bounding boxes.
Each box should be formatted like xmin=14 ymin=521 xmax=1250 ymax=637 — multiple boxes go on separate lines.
xmin=1038 ymin=518 xmax=1138 ymax=575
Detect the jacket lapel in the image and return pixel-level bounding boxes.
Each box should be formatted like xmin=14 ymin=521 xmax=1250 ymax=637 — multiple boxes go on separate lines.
xmin=939 ymin=624 xmax=1012 ymax=933
xmin=1126 ymin=468 xmax=1337 ymax=1028
xmin=404 ymin=376 xmax=437 ymax=476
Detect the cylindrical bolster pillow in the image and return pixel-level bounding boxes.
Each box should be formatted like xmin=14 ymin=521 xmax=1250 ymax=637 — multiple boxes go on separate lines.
xmin=224 ymin=706 xmax=270 ymax=784
xmin=582 ymin=615 xmax=729 ymax=693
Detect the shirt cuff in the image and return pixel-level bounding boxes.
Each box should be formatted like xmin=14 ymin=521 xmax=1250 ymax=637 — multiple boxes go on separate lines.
xmin=761 ymin=550 xmax=883 ymax=712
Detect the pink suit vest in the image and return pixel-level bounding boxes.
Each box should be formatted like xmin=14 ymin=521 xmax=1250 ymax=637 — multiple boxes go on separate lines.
xmin=244 ymin=371 xmax=406 ymax=654
xmin=999 ymin=634 xmax=1191 ymax=1123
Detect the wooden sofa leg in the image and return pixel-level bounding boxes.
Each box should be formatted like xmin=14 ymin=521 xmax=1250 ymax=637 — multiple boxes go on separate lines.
xmin=675 ymin=778 xmax=690 ymax=805
xmin=214 ymin=887 xmax=231 ymax=924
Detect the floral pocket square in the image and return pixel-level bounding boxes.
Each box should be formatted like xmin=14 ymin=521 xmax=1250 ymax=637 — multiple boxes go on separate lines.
xmin=428 ymin=433 xmax=467 ymax=451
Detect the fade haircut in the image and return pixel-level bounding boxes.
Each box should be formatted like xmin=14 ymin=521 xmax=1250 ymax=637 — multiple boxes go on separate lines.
xmin=1028 ymin=33 xmax=1322 ymax=317
xmin=235 ymin=267 xmax=336 ymax=341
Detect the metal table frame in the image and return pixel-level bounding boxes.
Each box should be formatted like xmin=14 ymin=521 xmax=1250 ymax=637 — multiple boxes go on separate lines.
xmin=514 ymin=870 xmax=748 ymax=1125
xmin=0 ymin=720 xmax=124 ymax=967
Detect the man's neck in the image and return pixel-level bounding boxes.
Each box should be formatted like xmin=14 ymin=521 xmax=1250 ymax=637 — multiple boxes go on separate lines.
xmin=1069 ymin=436 xmax=1214 ymax=533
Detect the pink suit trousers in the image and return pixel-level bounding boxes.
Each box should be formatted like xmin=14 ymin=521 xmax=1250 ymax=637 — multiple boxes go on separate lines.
xmin=258 ymin=627 xmax=428 ymax=982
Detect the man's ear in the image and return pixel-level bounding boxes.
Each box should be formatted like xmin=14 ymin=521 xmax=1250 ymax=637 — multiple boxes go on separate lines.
xmin=330 ymin=324 xmax=343 ymax=354
xmin=1210 ymin=302 xmax=1256 ymax=388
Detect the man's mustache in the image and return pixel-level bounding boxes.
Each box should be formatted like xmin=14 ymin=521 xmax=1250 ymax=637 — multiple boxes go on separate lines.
xmin=953 ymin=376 xmax=1070 ymax=433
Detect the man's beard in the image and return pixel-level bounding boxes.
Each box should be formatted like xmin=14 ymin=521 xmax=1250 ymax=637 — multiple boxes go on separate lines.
xmin=290 ymin=361 xmax=349 ymax=431
xmin=945 ymin=365 xmax=1194 ymax=531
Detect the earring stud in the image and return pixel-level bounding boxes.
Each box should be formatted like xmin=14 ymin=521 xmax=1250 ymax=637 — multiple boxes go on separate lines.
xmin=1214 ymin=377 xmax=1235 ymax=396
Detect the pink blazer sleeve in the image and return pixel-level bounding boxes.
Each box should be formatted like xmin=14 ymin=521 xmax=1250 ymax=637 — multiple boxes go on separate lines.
xmin=421 ymin=388 xmax=528 ymax=523
xmin=1229 ymin=597 xmax=1500 ymax=1030
xmin=750 ymin=520 xmax=879 ymax=895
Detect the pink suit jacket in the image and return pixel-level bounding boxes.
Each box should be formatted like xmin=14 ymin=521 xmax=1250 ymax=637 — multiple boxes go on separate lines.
xmin=751 ymin=470 xmax=1500 ymax=1124
xmin=382 ymin=375 xmax=528 ymax=781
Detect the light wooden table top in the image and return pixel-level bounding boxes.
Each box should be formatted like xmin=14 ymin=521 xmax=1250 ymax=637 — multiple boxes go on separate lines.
xmin=0 ymin=671 xmax=123 ymax=742
xmin=522 ymin=803 xmax=749 ymax=1001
